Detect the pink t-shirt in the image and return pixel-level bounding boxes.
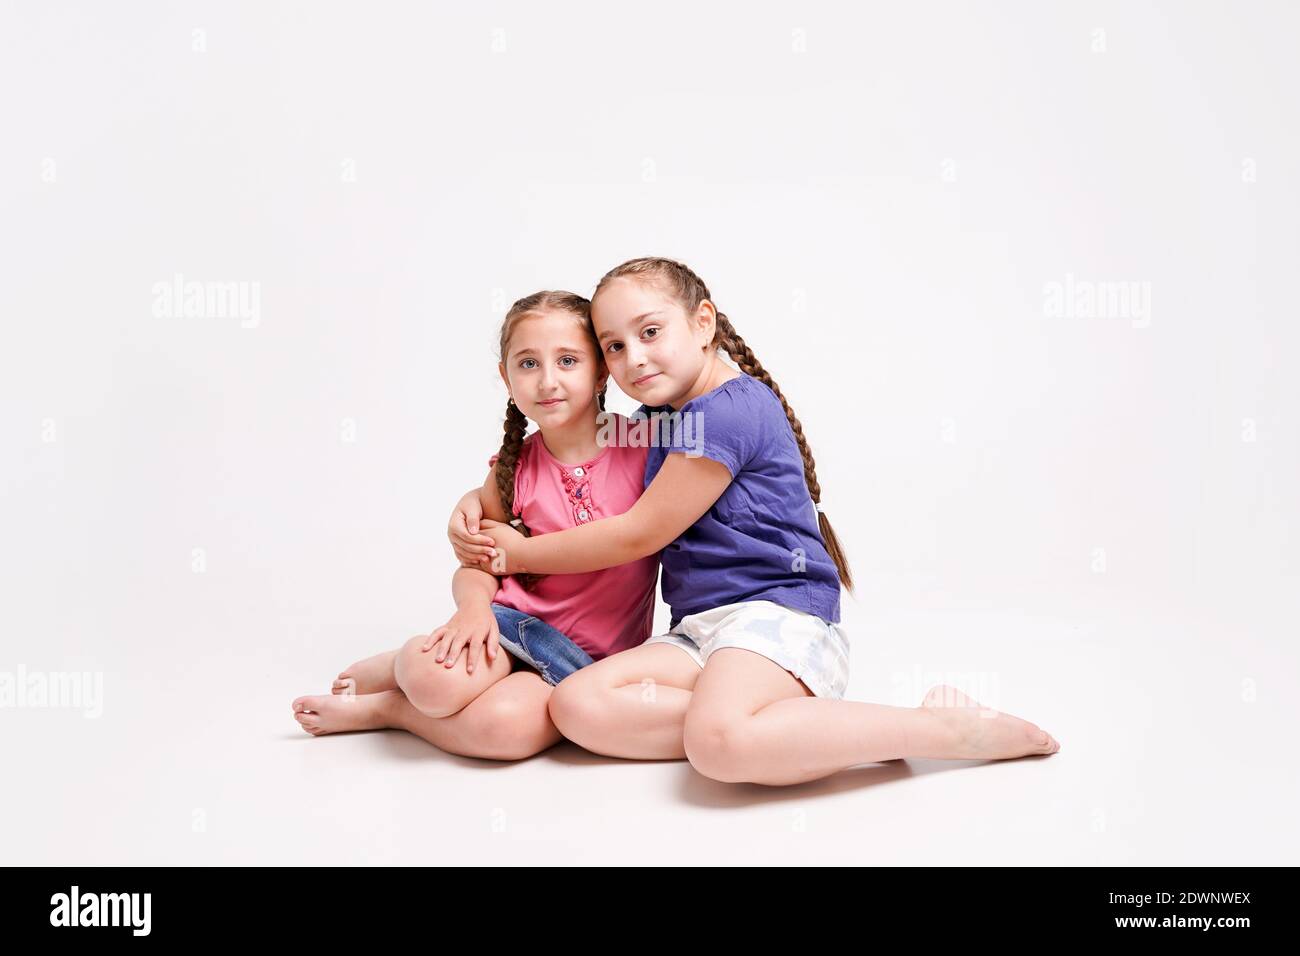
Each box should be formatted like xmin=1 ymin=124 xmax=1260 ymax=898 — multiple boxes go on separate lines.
xmin=487 ymin=415 xmax=659 ymax=661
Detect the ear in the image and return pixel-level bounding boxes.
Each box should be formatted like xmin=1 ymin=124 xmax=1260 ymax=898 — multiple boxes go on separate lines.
xmin=695 ymin=299 xmax=718 ymax=347
xmin=498 ymin=362 xmax=512 ymax=400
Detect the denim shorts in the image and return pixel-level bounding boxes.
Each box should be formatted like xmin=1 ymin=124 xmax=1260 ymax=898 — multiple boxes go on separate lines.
xmin=490 ymin=603 xmax=595 ymax=687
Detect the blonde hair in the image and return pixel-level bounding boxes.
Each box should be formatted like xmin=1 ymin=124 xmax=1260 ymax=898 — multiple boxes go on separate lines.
xmin=494 ymin=291 xmax=606 ymax=591
xmin=593 ymin=257 xmax=854 ymax=592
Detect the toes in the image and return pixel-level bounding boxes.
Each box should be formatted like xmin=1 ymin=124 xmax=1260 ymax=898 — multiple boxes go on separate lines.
xmin=295 ymin=714 xmax=320 ymax=733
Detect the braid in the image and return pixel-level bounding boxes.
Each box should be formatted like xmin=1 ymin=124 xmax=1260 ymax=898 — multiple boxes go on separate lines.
xmin=595 ymin=257 xmax=854 ymax=593
xmin=492 ymin=399 xmax=545 ymax=591
xmin=712 ymin=313 xmax=851 ymax=590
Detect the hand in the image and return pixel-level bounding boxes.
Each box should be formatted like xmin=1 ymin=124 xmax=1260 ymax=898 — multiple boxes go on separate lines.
xmin=478 ymin=518 xmax=530 ymax=574
xmin=447 ymin=489 xmax=497 ymax=568
xmin=421 ymin=601 xmax=500 ymax=674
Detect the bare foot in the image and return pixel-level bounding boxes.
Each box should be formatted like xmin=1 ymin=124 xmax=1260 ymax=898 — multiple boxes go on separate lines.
xmin=921 ymin=683 xmax=985 ymax=709
xmin=921 ymin=684 xmax=1061 ymax=758
xmin=333 ymin=650 xmax=398 ymax=696
xmin=292 ymin=691 xmax=400 ymax=736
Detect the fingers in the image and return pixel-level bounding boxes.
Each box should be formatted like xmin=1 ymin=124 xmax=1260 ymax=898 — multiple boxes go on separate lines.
xmin=453 ymin=540 xmax=496 ymax=556
xmin=455 ymin=549 xmax=495 ymax=568
xmin=434 ymin=628 xmax=458 ymax=662
xmin=466 ymin=634 xmax=483 ymax=674
xmin=441 ymin=629 xmax=470 ymax=668
xmin=450 ymin=511 xmax=494 ymax=548
xmin=421 ymin=626 xmax=448 ymax=653
xmin=465 ymin=502 xmax=483 ymax=535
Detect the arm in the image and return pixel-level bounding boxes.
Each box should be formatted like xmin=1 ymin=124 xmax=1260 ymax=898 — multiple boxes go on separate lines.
xmin=426 ymin=468 xmax=512 ymax=672
xmin=448 ymin=465 xmax=513 ymax=566
xmin=424 ymin=565 xmax=502 ymax=673
xmin=482 ymin=453 xmax=733 ymax=575
xmin=451 ymin=564 xmax=500 ymax=607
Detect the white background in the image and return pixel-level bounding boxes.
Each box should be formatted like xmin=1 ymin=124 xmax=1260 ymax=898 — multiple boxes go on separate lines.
xmin=2 ymin=1 xmax=1296 ymax=864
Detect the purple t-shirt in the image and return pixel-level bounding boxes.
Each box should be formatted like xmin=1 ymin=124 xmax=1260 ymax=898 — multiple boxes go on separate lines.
xmin=637 ymin=373 xmax=842 ymax=627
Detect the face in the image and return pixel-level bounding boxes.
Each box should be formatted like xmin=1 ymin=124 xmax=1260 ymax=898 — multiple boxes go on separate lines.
xmin=591 ymin=277 xmax=714 ymax=407
xmin=499 ymin=309 xmax=607 ymax=427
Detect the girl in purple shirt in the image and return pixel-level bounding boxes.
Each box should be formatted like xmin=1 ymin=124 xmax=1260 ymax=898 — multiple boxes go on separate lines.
xmin=454 ymin=257 xmax=1061 ymax=785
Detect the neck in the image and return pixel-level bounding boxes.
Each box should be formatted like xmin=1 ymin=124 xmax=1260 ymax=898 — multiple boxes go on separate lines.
xmin=538 ymin=411 xmax=602 ymax=465
xmin=668 ymin=352 xmax=741 ymax=410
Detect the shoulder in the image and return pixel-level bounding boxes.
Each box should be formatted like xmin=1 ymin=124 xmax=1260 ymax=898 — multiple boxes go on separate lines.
xmin=665 ymin=375 xmax=770 ymax=476
xmin=487 ymin=429 xmax=541 ymax=470
xmin=688 ymin=373 xmax=773 ymax=427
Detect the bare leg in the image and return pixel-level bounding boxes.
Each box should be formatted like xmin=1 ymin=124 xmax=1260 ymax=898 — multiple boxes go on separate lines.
xmin=292 ymin=669 xmax=562 ymax=761
xmin=548 ymin=644 xmax=703 ymax=760
xmin=684 ymin=648 xmax=1061 ymax=786
xmin=333 ymin=648 xmax=399 ymax=696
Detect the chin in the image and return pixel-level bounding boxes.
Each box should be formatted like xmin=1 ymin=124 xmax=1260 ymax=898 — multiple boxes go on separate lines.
xmin=631 ymin=377 xmax=669 ymax=401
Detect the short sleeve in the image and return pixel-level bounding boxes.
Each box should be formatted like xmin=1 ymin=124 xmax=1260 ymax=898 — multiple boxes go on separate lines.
xmin=660 ymin=380 xmax=762 ymax=478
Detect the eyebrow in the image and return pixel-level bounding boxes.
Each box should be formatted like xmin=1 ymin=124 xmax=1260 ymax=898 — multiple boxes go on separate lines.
xmin=598 ymin=311 xmax=660 ymax=341
xmin=511 ymin=345 xmax=589 ymax=357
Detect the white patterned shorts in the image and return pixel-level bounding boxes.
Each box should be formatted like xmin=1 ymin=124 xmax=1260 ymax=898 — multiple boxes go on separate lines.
xmin=643 ymin=600 xmax=851 ymax=700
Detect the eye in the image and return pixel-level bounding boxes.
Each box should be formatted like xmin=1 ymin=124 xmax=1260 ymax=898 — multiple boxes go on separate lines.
xmin=605 ymin=342 xmax=623 ymax=354
xmin=519 ymin=358 xmax=537 ymax=369
xmin=559 ymin=355 xmax=578 ymax=367
xmin=643 ymin=326 xmax=659 ymax=339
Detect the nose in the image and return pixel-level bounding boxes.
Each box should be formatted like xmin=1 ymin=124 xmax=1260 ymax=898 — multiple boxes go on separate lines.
xmin=622 ymin=340 xmax=648 ymax=368
xmin=539 ymin=365 xmax=558 ymax=391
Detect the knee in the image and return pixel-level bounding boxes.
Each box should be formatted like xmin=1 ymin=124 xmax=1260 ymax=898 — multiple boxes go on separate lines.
xmin=394 ymin=635 xmax=464 ymax=718
xmin=467 ymin=692 xmax=550 ymax=761
xmin=683 ymin=711 xmax=754 ymax=783
xmin=547 ymin=674 xmax=606 ymax=741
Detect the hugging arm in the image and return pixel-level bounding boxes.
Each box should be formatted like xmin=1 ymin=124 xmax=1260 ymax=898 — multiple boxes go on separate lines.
xmin=482 ymin=453 xmax=733 ymax=574
xmin=448 ymin=465 xmax=512 ymax=566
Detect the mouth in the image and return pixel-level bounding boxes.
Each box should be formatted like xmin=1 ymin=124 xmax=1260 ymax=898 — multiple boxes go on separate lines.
xmin=633 ymin=373 xmax=660 ymax=387
xmin=537 ymin=399 xmax=565 ymax=407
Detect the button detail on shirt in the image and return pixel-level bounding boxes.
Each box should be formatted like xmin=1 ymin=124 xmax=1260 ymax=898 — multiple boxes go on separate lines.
xmin=572 ymin=466 xmax=585 ymax=477
xmin=578 ymin=510 xmax=589 ymax=521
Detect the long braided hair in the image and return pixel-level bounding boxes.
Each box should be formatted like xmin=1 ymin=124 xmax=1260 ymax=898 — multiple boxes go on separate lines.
xmin=495 ymin=291 xmax=607 ymax=591
xmin=592 ymin=258 xmax=854 ymax=593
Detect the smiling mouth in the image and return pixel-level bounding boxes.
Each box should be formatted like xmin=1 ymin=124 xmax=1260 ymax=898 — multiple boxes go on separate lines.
xmin=633 ymin=373 xmax=660 ymax=386
xmin=538 ymin=399 xmax=564 ymax=406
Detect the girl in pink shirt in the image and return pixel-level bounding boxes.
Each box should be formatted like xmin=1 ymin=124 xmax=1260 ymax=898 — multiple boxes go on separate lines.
xmin=291 ymin=291 xmax=658 ymax=760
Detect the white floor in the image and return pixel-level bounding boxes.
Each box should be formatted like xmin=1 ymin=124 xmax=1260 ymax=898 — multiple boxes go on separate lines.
xmin=8 ymin=589 xmax=1295 ymax=866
